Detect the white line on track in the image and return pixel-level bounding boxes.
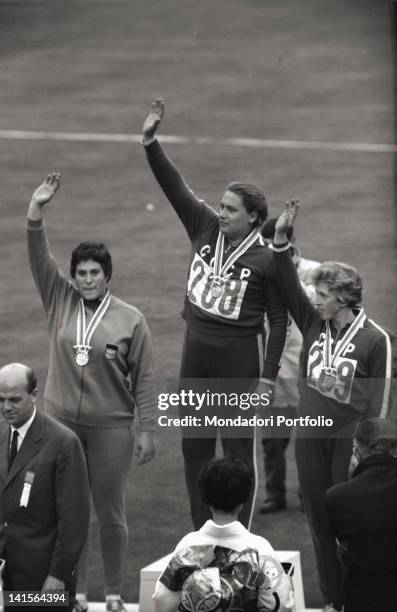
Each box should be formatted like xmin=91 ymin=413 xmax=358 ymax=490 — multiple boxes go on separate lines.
xmin=0 ymin=130 xmax=395 ymax=153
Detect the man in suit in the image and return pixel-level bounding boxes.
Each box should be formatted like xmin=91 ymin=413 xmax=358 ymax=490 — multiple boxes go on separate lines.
xmin=325 ymin=417 xmax=397 ymax=612
xmin=0 ymin=362 xmax=90 ymax=611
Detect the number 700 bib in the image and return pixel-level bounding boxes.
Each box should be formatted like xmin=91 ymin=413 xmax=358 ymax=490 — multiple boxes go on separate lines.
xmin=187 ymin=253 xmax=248 ymax=320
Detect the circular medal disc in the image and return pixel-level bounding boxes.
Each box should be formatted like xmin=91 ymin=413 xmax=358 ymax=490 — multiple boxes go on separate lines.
xmin=76 ymin=351 xmax=89 ymax=366
xmin=211 ymin=284 xmax=224 ymax=298
xmin=321 ymin=369 xmax=337 ymax=391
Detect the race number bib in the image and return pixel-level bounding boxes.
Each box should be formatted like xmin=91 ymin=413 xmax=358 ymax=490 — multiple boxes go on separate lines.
xmin=306 ymin=340 xmax=357 ymax=404
xmin=187 ymin=253 xmax=248 ymax=320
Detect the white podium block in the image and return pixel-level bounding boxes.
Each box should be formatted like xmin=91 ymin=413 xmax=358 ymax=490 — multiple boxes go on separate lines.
xmin=139 ymin=550 xmax=305 ymax=612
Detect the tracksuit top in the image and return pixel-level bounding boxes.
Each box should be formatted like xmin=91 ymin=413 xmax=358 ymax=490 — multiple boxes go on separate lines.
xmin=273 ymin=245 xmax=392 ymax=429
xmin=27 ymin=219 xmax=156 ymax=429
xmin=145 ymin=140 xmax=287 ymax=380
xmin=268 ymin=256 xmax=319 ymax=408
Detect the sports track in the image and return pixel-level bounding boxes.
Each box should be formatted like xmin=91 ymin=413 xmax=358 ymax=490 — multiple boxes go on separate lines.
xmin=0 ymin=0 xmax=395 ymax=607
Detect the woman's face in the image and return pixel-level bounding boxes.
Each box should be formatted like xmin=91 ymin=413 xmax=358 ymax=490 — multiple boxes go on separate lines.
xmin=74 ymin=259 xmax=108 ymax=301
xmin=314 ymin=281 xmax=345 ymax=321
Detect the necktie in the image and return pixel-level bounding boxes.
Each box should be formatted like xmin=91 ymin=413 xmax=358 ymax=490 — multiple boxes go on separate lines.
xmin=8 ymin=429 xmax=19 ymax=471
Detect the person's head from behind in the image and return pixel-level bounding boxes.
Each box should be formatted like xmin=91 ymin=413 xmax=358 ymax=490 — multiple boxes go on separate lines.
xmin=199 ymin=457 xmax=253 ymax=516
xmin=312 ymin=262 xmax=362 ymax=321
xmin=219 ymin=183 xmax=268 ymax=243
xmin=353 ymin=418 xmax=397 ymax=462
xmin=70 ymin=242 xmax=112 ymax=302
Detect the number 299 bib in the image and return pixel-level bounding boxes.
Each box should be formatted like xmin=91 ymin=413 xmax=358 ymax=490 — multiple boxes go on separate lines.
xmin=306 ymin=340 xmax=357 ymax=403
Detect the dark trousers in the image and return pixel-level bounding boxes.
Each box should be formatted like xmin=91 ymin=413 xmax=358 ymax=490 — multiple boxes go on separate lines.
xmin=261 ymin=438 xmax=289 ymax=503
xmin=295 ymin=435 xmax=353 ymax=609
xmin=179 ymin=326 xmax=263 ymax=530
xmin=261 ymin=405 xmax=296 ymax=503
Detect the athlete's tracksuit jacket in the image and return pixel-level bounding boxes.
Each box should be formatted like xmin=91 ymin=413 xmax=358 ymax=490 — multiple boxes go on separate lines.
xmin=145 ymin=139 xmax=287 ymax=375
xmin=272 ymin=242 xmax=392 ymax=609
xmin=144 ymin=139 xmax=288 ymax=530
xmin=27 ymin=218 xmax=156 ymax=430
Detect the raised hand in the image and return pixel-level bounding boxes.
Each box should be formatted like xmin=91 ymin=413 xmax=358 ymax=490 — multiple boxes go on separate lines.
xmin=142 ymin=98 xmax=165 ymax=144
xmin=30 ymin=173 xmax=61 ymax=208
xmin=274 ymin=199 xmax=300 ymax=240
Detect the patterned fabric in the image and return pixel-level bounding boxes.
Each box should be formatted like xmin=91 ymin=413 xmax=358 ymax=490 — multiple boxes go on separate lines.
xmin=160 ymin=545 xmax=285 ymax=612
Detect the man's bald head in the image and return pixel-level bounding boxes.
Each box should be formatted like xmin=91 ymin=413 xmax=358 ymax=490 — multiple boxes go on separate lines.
xmin=0 ymin=363 xmax=37 ymax=394
xmin=0 ymin=363 xmax=37 ymax=428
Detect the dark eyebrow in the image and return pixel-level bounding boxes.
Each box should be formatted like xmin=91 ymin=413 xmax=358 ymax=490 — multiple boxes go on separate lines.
xmin=0 ymin=395 xmax=22 ymax=402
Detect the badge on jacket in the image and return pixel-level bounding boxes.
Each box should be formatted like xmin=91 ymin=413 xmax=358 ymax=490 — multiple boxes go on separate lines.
xmin=104 ymin=344 xmax=118 ymax=360
xmin=20 ymin=471 xmax=35 ymax=507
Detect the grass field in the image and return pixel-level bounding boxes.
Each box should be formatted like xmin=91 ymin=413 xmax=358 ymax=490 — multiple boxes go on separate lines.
xmin=0 ymin=0 xmax=395 ymax=608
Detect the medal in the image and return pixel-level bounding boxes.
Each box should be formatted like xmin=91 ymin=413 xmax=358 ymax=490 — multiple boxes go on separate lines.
xmin=210 ymin=278 xmax=225 ymax=298
xmin=74 ymin=291 xmax=111 ymax=367
xmin=320 ymin=367 xmax=337 ymax=391
xmin=209 ymin=228 xmax=260 ymax=298
xmin=75 ymin=349 xmax=90 ymax=366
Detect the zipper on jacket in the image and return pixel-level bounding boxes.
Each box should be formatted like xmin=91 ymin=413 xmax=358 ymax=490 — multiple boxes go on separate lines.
xmin=77 ymin=367 xmax=85 ymax=421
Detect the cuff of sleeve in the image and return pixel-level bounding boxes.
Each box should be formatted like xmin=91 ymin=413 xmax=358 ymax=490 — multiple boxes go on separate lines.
xmin=26 ymin=218 xmax=44 ymax=230
xmin=259 ymin=378 xmax=276 ymax=385
xmin=261 ymin=361 xmax=280 ymax=380
xmin=139 ymin=423 xmax=156 ymax=432
xmin=142 ymin=136 xmax=158 ymax=147
xmin=271 ymin=241 xmax=291 ymax=252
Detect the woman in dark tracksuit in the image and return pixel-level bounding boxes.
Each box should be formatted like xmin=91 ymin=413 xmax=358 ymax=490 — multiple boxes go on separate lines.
xmin=272 ymin=200 xmax=392 ymax=612
xmin=142 ymin=99 xmax=288 ymax=531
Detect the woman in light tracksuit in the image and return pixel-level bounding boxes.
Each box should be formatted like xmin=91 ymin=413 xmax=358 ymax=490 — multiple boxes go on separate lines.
xmin=26 ymin=174 xmax=156 ymax=612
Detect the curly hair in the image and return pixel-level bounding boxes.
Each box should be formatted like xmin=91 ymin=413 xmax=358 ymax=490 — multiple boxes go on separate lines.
xmin=312 ymin=262 xmax=362 ymax=307
xmin=226 ymin=182 xmax=268 ymax=227
xmin=70 ymin=242 xmax=112 ymax=280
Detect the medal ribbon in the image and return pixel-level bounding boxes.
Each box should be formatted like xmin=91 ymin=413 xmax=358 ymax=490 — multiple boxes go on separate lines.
xmin=210 ymin=228 xmax=260 ymax=283
xmin=75 ymin=291 xmax=111 ymax=353
xmin=323 ymin=307 xmax=366 ymax=369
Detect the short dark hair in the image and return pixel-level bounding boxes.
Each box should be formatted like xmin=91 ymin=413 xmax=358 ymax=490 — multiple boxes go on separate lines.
xmin=70 ymin=242 xmax=112 ymax=280
xmin=25 ymin=367 xmax=37 ymax=394
xmin=261 ymin=217 xmax=294 ymax=241
xmin=355 ymin=418 xmax=397 ymax=455
xmin=227 ymin=182 xmax=268 ymax=227
xmin=198 ymin=457 xmax=253 ymax=512
xmin=312 ymin=262 xmax=362 ymax=307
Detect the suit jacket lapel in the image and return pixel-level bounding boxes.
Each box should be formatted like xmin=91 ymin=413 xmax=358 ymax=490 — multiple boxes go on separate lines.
xmin=0 ymin=423 xmax=9 ymax=485
xmin=5 ymin=411 xmax=43 ymax=488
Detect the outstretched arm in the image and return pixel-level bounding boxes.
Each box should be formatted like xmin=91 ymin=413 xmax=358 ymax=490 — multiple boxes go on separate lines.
xmin=142 ymin=100 xmax=216 ymax=239
xmin=272 ymin=200 xmax=317 ymax=334
xmin=26 ymin=173 xmax=73 ymax=315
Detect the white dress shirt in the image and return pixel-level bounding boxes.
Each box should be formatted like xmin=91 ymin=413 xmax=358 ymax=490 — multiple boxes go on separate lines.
xmin=10 ymin=406 xmax=37 ymax=452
